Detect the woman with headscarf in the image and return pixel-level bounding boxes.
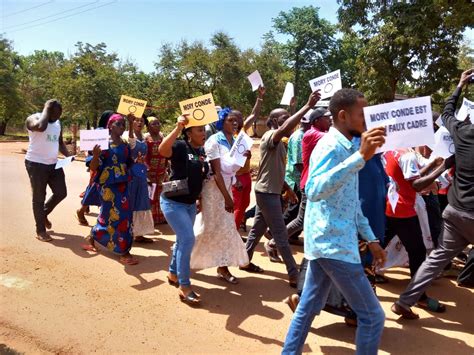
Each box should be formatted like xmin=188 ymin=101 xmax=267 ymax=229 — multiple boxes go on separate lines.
xmin=190 ymin=108 xmax=249 ymax=284
xmin=144 ymin=116 xmax=168 ymax=225
xmin=76 ymin=110 xmax=114 ymax=225
xmin=82 ymin=113 xmax=138 ymax=265
xmin=159 ymin=115 xmax=209 ymax=306
xmin=126 ymin=114 xmax=155 ymax=243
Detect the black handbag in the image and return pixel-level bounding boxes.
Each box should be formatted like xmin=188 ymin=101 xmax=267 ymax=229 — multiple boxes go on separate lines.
xmin=162 ymin=177 xmax=189 ymax=197
xmin=162 ymin=142 xmax=196 ymax=198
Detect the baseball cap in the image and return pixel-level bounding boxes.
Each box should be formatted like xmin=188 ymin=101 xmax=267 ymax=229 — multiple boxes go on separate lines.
xmin=308 ymin=107 xmax=331 ymax=124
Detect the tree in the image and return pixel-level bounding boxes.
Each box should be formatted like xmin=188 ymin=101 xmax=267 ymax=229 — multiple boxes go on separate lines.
xmin=52 ymin=42 xmax=122 ymax=128
xmin=0 ymin=36 xmax=24 ymax=135
xmin=268 ymin=6 xmax=338 ymax=105
xmin=338 ymin=0 xmax=474 ymax=103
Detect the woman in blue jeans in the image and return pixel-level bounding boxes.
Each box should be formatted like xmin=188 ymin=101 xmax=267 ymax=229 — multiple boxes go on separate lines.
xmin=159 ymin=115 xmax=208 ymax=306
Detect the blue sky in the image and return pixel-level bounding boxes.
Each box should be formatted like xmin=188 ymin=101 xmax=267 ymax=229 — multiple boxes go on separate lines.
xmin=2 ymin=1 xmax=472 ymax=74
xmin=1 ymin=0 xmax=340 ymax=72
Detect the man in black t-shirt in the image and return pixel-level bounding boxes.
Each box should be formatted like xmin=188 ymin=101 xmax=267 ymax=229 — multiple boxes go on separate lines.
xmin=392 ymin=68 xmax=474 ymax=319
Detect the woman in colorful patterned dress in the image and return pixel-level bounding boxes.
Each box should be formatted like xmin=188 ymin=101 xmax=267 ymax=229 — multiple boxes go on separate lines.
xmin=127 ymin=114 xmax=155 ymax=243
xmin=144 ymin=116 xmax=168 ymax=225
xmin=82 ymin=114 xmax=138 ymax=265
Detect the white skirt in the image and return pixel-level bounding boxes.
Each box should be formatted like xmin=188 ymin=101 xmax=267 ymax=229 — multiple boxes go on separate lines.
xmin=132 ymin=210 xmax=155 ymax=236
xmin=191 ymin=178 xmax=249 ymax=269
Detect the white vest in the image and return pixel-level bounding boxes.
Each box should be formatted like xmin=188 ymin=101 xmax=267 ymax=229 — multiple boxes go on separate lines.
xmin=25 ymin=114 xmax=61 ymax=165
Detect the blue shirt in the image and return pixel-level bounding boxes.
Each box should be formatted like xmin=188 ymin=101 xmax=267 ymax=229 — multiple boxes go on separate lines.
xmin=358 ymin=153 xmax=389 ymax=241
xmin=304 ymin=127 xmax=376 ymax=264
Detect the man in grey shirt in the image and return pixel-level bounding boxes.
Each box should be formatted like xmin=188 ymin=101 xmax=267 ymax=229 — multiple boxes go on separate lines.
xmin=240 ymin=90 xmax=321 ymax=287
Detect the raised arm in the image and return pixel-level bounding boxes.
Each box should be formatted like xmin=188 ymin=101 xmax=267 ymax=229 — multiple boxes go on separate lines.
xmin=441 ymin=68 xmax=473 ymax=135
xmin=243 ymin=85 xmax=265 ymax=131
xmin=272 ymin=90 xmax=321 ymax=144
xmin=26 ymin=99 xmax=60 ymax=132
xmin=159 ymin=115 xmax=188 ymax=158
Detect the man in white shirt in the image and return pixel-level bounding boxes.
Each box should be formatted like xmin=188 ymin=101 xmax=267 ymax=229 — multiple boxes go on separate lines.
xmin=25 ymin=99 xmax=70 ymax=242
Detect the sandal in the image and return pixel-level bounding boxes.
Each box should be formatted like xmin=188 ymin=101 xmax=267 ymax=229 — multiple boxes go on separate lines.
xmin=239 ymin=263 xmax=264 ymax=273
xmin=167 ymin=275 xmax=179 ymax=288
xmin=217 ymin=271 xmax=239 ymax=284
xmin=36 ymin=232 xmax=52 ymax=242
xmin=391 ymin=302 xmax=420 ymax=320
xmin=134 ymin=236 xmax=154 ymax=243
xmin=416 ymin=297 xmax=446 ymax=313
xmin=76 ymin=209 xmax=89 ymax=226
xmin=44 ymin=217 xmax=52 ymax=230
xmin=179 ymin=290 xmax=201 ymax=306
xmin=284 ymin=294 xmax=300 ymax=313
xmin=119 ymin=255 xmax=139 ymax=265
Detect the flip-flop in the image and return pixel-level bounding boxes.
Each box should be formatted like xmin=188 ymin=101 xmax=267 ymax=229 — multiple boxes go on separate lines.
xmin=36 ymin=233 xmax=52 ymax=242
xmin=217 ymin=272 xmax=239 ymax=284
xmin=416 ymin=297 xmax=446 ymax=313
xmin=81 ymin=244 xmax=98 ymax=252
xmin=391 ymin=302 xmax=419 ymax=320
xmin=120 ymin=256 xmax=139 ymax=265
xmin=179 ymin=290 xmax=201 ymax=306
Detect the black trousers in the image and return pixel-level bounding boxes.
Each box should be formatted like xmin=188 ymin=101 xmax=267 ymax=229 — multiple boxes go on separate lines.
xmin=386 ymin=216 xmax=426 ymax=277
xmin=422 ymin=193 xmax=442 ymax=248
xmin=25 ymin=159 xmax=67 ymax=233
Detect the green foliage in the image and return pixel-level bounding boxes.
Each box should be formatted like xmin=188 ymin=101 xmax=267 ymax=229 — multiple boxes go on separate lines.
xmin=338 ymin=0 xmax=474 ymax=103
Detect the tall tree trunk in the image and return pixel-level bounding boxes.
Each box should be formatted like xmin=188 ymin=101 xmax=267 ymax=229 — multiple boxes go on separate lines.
xmin=0 ymin=121 xmax=7 ymax=136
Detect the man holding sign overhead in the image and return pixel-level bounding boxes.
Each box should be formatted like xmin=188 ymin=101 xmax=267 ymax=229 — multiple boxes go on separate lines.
xmin=25 ymin=99 xmax=70 ymax=242
xmin=241 ymin=89 xmax=321 ymax=288
xmin=392 ymin=68 xmax=474 ymax=320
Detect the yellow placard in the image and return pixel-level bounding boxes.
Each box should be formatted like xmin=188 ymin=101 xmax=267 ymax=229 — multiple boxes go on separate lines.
xmin=116 ymin=95 xmax=147 ymax=118
xmin=179 ymin=93 xmax=219 ymax=128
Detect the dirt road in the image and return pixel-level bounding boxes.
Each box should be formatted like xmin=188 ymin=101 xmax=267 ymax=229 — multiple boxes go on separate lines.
xmin=0 ymin=142 xmax=473 ymax=354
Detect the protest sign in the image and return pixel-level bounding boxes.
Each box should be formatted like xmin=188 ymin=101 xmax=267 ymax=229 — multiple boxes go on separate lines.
xmin=456 ymin=97 xmax=473 ymax=123
xmin=179 ymin=93 xmax=218 ymax=128
xmin=227 ymin=131 xmax=254 ymax=167
xmin=280 ymin=82 xmax=294 ymax=105
xmin=431 ymin=127 xmax=455 ymax=159
xmin=117 ymin=95 xmax=147 ymax=118
xmin=364 ymin=96 xmax=434 ymax=152
xmin=148 ymin=183 xmax=157 ymax=200
xmin=309 ymin=69 xmax=342 ymax=100
xmin=80 ymin=129 xmax=109 ymax=151
xmin=247 ymin=70 xmax=264 ymax=91
xmin=435 ymin=116 xmax=444 ymax=128
xmin=55 ymin=156 xmax=75 ymax=170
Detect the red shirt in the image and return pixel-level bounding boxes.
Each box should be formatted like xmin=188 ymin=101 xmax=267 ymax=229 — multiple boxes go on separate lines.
xmin=384 ymin=149 xmax=420 ymax=218
xmin=300 ymin=127 xmax=325 ymax=190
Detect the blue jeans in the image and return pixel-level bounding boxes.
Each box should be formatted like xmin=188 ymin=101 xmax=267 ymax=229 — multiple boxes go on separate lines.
xmin=282 ymin=258 xmax=385 ymax=355
xmin=160 ymin=195 xmax=197 ymax=287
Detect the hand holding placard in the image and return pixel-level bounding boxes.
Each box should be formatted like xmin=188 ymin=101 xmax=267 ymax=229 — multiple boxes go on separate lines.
xmin=179 ymin=93 xmax=218 ymax=128
xmin=359 ymin=127 xmax=386 ymax=161
xmin=280 ymin=83 xmax=294 ymax=105
xmin=80 ymin=129 xmax=109 ymax=151
xmin=117 ymin=95 xmax=147 ymax=118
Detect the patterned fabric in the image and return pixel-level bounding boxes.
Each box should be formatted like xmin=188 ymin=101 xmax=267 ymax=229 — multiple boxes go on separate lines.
xmin=304 ymin=127 xmax=376 ymax=264
xmin=145 ymin=133 xmax=168 ymax=224
xmin=284 ymin=129 xmax=304 ymax=189
xmin=91 ymin=142 xmax=133 ymax=254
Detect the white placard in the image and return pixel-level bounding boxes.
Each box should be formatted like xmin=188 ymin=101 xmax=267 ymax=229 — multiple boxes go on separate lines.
xmin=228 ymin=131 xmax=254 ymax=167
xmin=456 ymin=97 xmax=474 ymax=123
xmin=247 ymin=70 xmax=264 ymax=92
xmin=435 ymin=116 xmax=443 ymax=128
xmin=309 ymin=69 xmax=342 ymax=100
xmin=55 ymin=156 xmax=75 ymax=170
xmin=364 ymin=96 xmax=435 ymax=152
xmin=430 ymin=127 xmax=455 ymax=159
xmin=280 ymin=82 xmax=294 ymax=105
xmin=79 ymin=129 xmax=109 ymax=151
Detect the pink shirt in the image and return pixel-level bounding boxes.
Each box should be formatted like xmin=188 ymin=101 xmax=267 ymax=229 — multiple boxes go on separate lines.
xmin=300 ymin=127 xmax=325 ymax=190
